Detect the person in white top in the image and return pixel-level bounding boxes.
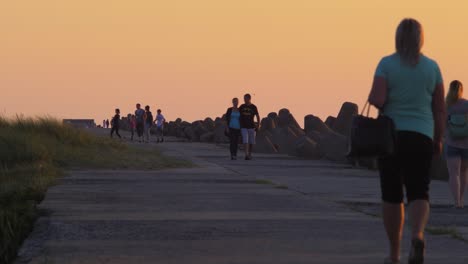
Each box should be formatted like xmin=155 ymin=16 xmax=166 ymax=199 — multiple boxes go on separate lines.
xmin=154 ymin=109 xmax=166 ymax=143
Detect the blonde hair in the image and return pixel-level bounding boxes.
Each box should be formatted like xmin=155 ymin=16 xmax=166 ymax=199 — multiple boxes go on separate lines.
xmin=396 ymin=18 xmax=424 ymax=66
xmin=446 ymin=80 xmax=464 ymax=108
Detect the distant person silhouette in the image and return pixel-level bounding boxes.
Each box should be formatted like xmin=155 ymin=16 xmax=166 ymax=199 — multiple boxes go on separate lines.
xmin=135 ymin=103 xmax=145 ymax=142
xmin=155 ymin=109 xmax=165 ymax=143
xmin=106 ymin=119 xmax=110 ymax=129
xmin=110 ymin=109 xmax=122 ymax=139
xmin=445 ymin=80 xmax=468 ymax=209
xmin=102 ymin=119 xmax=106 ymax=128
xmin=368 ymin=18 xmax=445 ymax=264
xmin=144 ymin=105 xmax=153 ymax=143
xmin=129 ymin=115 xmax=137 ymax=141
xmin=239 ymin=94 xmax=260 ymax=160
xmin=225 ymin=98 xmax=241 ymax=160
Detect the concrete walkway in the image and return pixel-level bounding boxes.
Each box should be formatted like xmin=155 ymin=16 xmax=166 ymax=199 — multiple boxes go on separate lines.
xmin=16 ymin=138 xmax=468 ymax=264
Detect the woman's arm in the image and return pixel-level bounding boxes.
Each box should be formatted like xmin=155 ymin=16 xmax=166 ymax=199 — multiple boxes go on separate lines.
xmin=432 ymin=83 xmax=446 ymax=155
xmin=224 ymin=108 xmax=231 ymax=124
xmin=368 ymin=76 xmax=387 ymax=109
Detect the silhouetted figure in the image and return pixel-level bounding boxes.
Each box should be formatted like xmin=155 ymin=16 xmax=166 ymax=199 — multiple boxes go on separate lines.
xmin=135 ymin=103 xmax=145 ymax=142
xmin=144 ymin=105 xmax=153 ymax=143
xmin=103 ymin=119 xmax=106 ymax=128
xmin=239 ymin=93 xmax=260 ymax=160
xmin=368 ymin=18 xmax=445 ymax=264
xmin=225 ymin=98 xmax=241 ymax=160
xmin=110 ymin=109 xmax=122 ymax=139
xmin=445 ymin=80 xmax=468 ymax=209
xmin=129 ymin=115 xmax=137 ymax=141
xmin=155 ymin=109 xmax=166 ymax=143
xmin=106 ymin=119 xmax=110 ymax=129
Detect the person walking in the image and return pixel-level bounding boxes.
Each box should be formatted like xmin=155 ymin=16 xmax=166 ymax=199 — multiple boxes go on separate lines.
xmin=106 ymin=119 xmax=110 ymax=129
xmin=110 ymin=109 xmax=122 ymax=139
xmin=225 ymin=98 xmax=241 ymax=160
xmin=144 ymin=105 xmax=153 ymax=143
xmin=445 ymin=80 xmax=468 ymax=209
xmin=155 ymin=109 xmax=166 ymax=143
xmin=368 ymin=18 xmax=445 ymax=264
xmin=239 ymin=93 xmax=260 ymax=160
xmin=129 ymin=115 xmax=137 ymax=141
xmin=135 ymin=103 xmax=145 ymax=142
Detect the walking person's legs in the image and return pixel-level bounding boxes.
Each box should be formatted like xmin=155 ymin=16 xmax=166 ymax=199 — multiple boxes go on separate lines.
xmin=137 ymin=123 xmax=144 ymax=142
xmin=229 ymin=128 xmax=239 ymax=159
xmin=380 ymin=155 xmax=404 ymax=262
xmin=115 ymin=127 xmax=121 ymax=139
xmin=156 ymin=127 xmax=163 ymax=143
xmin=402 ymin=132 xmax=432 ymax=264
xmin=247 ymin=129 xmax=256 ymax=158
xmin=447 ymin=155 xmax=462 ymax=207
xmin=383 ymin=202 xmax=405 ymax=262
xmin=110 ymin=127 xmax=115 ymax=138
xmin=144 ymin=124 xmax=150 ymax=142
xmin=459 ymin=158 xmax=468 ymax=207
xmin=241 ymin=129 xmax=251 ymax=160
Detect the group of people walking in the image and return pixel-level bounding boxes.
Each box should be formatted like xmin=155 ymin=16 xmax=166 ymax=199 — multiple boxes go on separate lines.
xmin=224 ymin=93 xmax=260 ymax=160
xmin=103 ymin=18 xmax=468 ymax=264
xmin=368 ymin=18 xmax=467 ymax=264
xmin=109 ymin=103 xmax=165 ymax=143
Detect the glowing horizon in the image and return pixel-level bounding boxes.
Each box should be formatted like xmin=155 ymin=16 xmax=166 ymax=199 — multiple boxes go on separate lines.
xmin=1 ymin=1 xmax=468 ymax=125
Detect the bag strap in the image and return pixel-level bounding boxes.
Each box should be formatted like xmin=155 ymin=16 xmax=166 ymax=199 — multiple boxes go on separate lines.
xmin=361 ymin=101 xmax=371 ymax=117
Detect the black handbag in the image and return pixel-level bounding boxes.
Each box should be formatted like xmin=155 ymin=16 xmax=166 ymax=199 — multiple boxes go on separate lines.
xmin=347 ymin=102 xmax=396 ymax=157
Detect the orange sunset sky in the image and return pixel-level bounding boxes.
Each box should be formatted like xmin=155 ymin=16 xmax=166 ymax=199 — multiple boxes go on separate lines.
xmin=1 ymin=1 xmax=468 ymax=125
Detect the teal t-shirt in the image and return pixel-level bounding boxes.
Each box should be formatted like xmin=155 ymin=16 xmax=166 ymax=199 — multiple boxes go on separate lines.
xmin=229 ymin=111 xmax=241 ymax=129
xmin=375 ymin=53 xmax=443 ymax=139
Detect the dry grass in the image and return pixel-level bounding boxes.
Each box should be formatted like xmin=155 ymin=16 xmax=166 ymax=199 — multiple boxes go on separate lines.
xmin=0 ymin=116 xmax=191 ymax=263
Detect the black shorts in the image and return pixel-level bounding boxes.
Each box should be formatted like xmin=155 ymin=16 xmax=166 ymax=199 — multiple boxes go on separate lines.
xmin=378 ymin=131 xmax=433 ymax=204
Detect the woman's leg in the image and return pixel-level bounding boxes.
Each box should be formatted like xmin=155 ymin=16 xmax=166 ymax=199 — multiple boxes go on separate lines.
xmin=116 ymin=127 xmax=121 ymax=138
xmin=229 ymin=129 xmax=235 ymax=156
xmin=379 ymin=153 xmax=404 ymax=262
xmin=460 ymin=158 xmax=468 ymax=207
xmin=447 ymin=156 xmax=462 ymax=206
xmin=383 ymin=202 xmax=405 ymax=262
xmin=408 ymin=200 xmax=430 ymax=240
xmin=234 ymin=130 xmax=240 ymax=156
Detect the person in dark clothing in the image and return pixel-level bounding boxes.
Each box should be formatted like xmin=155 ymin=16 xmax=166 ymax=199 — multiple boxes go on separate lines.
xmin=135 ymin=103 xmax=145 ymax=142
xmin=144 ymin=105 xmax=153 ymax=143
xmin=225 ymin=98 xmax=241 ymax=160
xmin=110 ymin=108 xmax=121 ymax=138
xmin=106 ymin=119 xmax=110 ymax=128
xmin=129 ymin=115 xmax=137 ymax=141
xmin=239 ymin=93 xmax=260 ymax=160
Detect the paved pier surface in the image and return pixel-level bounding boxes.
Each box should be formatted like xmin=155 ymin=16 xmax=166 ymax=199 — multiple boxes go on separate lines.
xmin=16 ymin=138 xmax=468 ymax=264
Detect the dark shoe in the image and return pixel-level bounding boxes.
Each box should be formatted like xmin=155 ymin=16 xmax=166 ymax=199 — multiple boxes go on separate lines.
xmin=161 ymin=138 xmax=164 ymax=142
xmin=231 ymin=156 xmax=235 ymax=160
xmin=245 ymin=156 xmax=252 ymax=160
xmin=408 ymin=238 xmax=425 ymax=264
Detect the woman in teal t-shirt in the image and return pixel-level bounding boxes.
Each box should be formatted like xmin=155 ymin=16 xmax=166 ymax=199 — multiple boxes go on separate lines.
xmin=225 ymin=98 xmax=241 ymax=160
xmin=368 ymin=18 xmax=445 ymax=264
